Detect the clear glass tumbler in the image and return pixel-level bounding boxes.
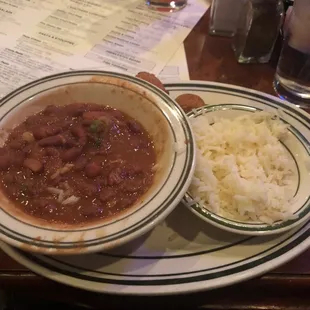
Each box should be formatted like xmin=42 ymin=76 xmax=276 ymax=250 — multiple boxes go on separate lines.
xmin=232 ymin=0 xmax=284 ymax=64
xmin=274 ymin=0 xmax=310 ymax=106
xmin=145 ymin=0 xmax=187 ymax=12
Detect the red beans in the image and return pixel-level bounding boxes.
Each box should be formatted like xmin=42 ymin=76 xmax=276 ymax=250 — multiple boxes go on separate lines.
xmin=61 ymin=147 xmax=82 ymax=162
xmin=175 ymin=93 xmax=205 ymax=113
xmin=64 ymin=103 xmax=85 ymax=116
xmin=85 ymin=162 xmax=102 ymax=178
xmin=71 ymin=126 xmax=87 ymax=145
xmin=23 ymin=158 xmax=43 ymax=173
xmin=0 ymin=102 xmax=156 ymax=225
xmin=45 ymin=147 xmax=60 ymax=157
xmin=45 ymin=126 xmax=61 ymax=136
xmin=38 ymin=135 xmax=66 ymax=146
xmin=74 ymin=156 xmax=88 ymax=171
xmin=32 ymin=128 xmax=46 ymax=140
xmin=8 ymin=140 xmax=25 ymax=150
xmin=33 ymin=126 xmax=61 ymax=140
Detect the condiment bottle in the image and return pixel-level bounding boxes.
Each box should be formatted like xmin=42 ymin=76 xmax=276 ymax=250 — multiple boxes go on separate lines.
xmin=209 ymin=0 xmax=244 ymax=37
xmin=232 ymin=0 xmax=284 ymax=63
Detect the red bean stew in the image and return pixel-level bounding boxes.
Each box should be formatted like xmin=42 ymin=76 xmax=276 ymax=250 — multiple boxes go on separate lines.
xmin=0 ymin=103 xmax=156 ymax=224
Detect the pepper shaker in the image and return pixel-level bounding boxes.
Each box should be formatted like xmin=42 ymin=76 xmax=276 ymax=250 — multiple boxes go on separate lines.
xmin=209 ymin=0 xmax=244 ymax=37
xmin=232 ymin=0 xmax=284 ymax=63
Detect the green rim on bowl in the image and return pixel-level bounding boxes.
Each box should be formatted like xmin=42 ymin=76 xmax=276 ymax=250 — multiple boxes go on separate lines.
xmin=183 ymin=103 xmax=310 ymax=236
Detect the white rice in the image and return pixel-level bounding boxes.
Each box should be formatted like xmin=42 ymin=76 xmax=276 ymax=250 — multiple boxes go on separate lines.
xmin=189 ymin=111 xmax=297 ymax=224
xmin=57 ymin=190 xmax=65 ymax=203
xmin=47 ymin=187 xmax=63 ymax=195
xmin=62 ymin=195 xmax=80 ymax=205
xmin=47 ymin=186 xmax=79 ymax=205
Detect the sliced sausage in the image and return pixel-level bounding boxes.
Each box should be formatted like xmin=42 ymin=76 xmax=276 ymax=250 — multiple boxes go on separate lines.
xmin=136 ymin=72 xmax=168 ymax=93
xmin=175 ymin=94 xmax=205 ymax=113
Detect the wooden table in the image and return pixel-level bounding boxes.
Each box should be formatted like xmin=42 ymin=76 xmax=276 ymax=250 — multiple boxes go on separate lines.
xmin=1 ymin=11 xmax=310 ymax=310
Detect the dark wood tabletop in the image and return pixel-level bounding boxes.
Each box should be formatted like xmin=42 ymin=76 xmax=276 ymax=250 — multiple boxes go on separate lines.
xmin=1 ymin=10 xmax=310 ymax=310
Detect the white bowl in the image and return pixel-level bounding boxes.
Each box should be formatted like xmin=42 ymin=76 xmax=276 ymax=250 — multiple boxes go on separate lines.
xmin=0 ymin=70 xmax=196 ymax=254
xmin=183 ymin=103 xmax=310 ymax=236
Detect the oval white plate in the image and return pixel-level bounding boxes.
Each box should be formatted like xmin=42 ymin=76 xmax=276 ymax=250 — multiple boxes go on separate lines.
xmin=1 ymin=81 xmax=310 ymax=295
xmin=184 ymin=103 xmax=310 ymax=235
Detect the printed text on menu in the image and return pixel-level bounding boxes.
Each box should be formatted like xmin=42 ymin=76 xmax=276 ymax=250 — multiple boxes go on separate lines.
xmin=0 ymin=0 xmax=208 ymax=97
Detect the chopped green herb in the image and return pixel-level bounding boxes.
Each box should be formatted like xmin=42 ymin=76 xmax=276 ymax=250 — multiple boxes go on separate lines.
xmin=89 ymin=120 xmax=101 ymax=133
xmin=94 ymin=137 xmax=101 ymax=148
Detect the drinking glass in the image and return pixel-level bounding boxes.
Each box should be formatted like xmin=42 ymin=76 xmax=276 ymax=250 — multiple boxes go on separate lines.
xmin=274 ymin=0 xmax=310 ymax=107
xmin=145 ymin=0 xmax=187 ymax=12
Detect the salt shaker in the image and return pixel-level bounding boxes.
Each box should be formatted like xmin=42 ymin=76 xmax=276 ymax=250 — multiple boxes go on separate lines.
xmin=209 ymin=0 xmax=244 ymax=37
xmin=232 ymin=0 xmax=284 ymax=63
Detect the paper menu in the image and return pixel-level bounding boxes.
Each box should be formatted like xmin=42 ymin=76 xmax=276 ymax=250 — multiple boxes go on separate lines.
xmin=158 ymin=44 xmax=189 ymax=82
xmin=0 ymin=0 xmax=209 ymax=97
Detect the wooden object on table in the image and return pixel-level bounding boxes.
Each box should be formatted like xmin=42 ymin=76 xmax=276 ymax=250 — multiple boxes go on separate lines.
xmin=1 ymin=11 xmax=310 ymax=310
